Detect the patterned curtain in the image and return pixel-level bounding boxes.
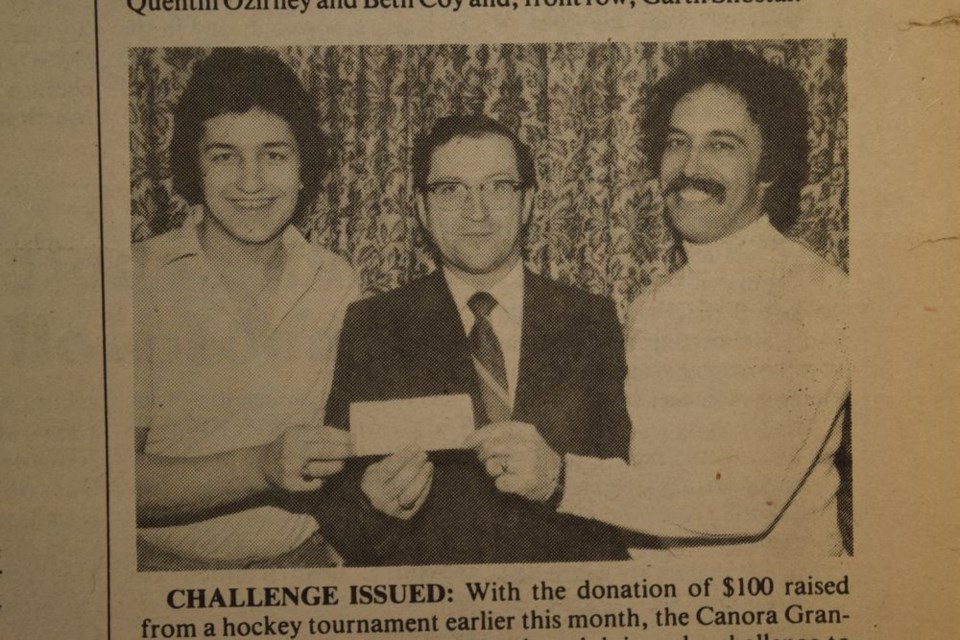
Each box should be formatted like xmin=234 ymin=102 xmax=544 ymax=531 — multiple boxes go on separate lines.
xmin=130 ymin=40 xmax=848 ymax=319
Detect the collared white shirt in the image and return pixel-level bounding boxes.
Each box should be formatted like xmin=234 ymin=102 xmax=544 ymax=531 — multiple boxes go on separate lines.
xmin=134 ymin=212 xmax=358 ymax=562
xmin=560 ymin=216 xmax=850 ymax=556
xmin=443 ymin=261 xmax=525 ymax=406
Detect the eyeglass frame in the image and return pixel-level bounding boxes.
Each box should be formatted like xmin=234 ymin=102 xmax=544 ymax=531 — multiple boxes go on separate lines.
xmin=421 ymin=178 xmax=529 ymax=212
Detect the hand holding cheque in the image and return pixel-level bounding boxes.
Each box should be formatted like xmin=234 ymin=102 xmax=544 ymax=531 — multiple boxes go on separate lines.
xmin=465 ymin=422 xmax=562 ymax=503
xmin=258 ymin=425 xmax=353 ymax=492
xmin=348 ymin=395 xmax=562 ymax=519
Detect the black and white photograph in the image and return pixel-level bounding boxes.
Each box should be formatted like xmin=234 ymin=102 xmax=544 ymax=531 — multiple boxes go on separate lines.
xmin=128 ymin=39 xmax=851 ymax=570
xmin=8 ymin=1 xmax=960 ymax=637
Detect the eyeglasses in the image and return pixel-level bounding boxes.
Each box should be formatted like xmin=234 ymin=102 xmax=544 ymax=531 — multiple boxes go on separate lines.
xmin=424 ymin=179 xmax=525 ymax=211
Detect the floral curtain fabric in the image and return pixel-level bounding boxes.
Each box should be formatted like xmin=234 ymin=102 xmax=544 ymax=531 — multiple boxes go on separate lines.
xmin=130 ymin=40 xmax=847 ymax=318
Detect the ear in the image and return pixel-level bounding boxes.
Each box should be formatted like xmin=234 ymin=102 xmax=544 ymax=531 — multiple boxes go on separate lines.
xmin=415 ymin=191 xmax=429 ymax=229
xmin=757 ymin=177 xmax=774 ymax=201
xmin=520 ymin=187 xmax=536 ymax=226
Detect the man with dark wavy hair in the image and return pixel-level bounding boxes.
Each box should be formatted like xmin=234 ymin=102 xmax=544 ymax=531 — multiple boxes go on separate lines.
xmin=488 ymin=45 xmax=851 ymax=557
xmin=641 ymin=44 xmax=811 ymax=235
xmin=134 ymin=49 xmax=356 ymax=570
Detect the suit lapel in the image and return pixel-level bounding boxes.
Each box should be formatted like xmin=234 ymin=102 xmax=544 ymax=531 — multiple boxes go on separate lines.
xmin=514 ymin=271 xmax=562 ymax=423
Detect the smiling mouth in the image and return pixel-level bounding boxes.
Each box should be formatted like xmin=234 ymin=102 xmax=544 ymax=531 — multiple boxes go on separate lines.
xmin=664 ymin=176 xmax=726 ymax=203
xmin=229 ymin=198 xmax=277 ymax=208
xmin=677 ymin=188 xmax=716 ymax=203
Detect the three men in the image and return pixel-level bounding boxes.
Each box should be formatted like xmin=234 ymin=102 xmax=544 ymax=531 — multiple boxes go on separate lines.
xmin=479 ymin=45 xmax=850 ymax=555
xmin=138 ymin=45 xmax=850 ymax=567
xmin=311 ymin=115 xmax=632 ymax=565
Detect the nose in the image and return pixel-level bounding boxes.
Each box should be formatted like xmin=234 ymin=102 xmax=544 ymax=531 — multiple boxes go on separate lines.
xmin=238 ymin=156 xmax=265 ymax=193
xmin=461 ymin=187 xmax=489 ymax=222
xmin=681 ymin=145 xmax=704 ymax=177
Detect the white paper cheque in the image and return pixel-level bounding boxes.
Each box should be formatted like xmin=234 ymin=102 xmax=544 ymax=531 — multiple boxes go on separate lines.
xmin=350 ymin=394 xmax=476 ymax=457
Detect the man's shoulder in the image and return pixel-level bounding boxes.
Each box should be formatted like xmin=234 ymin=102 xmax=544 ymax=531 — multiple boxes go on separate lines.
xmin=349 ymin=271 xmax=442 ymax=311
xmin=132 ymin=226 xmax=189 ymax=268
xmin=304 ymin=241 xmax=353 ymax=277
xmin=774 ymin=234 xmax=847 ymax=302
xmin=526 ymin=270 xmax=616 ymax=319
xmin=131 ymin=226 xmax=202 ymax=292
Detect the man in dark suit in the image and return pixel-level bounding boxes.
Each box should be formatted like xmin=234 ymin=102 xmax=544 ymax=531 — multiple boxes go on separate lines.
xmin=311 ymin=115 xmax=630 ymax=566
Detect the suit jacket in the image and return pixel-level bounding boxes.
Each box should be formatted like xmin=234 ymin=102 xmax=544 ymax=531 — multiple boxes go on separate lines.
xmin=309 ymin=269 xmax=631 ymax=566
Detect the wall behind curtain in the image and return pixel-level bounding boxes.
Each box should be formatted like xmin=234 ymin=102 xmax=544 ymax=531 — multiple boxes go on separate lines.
xmin=130 ymin=39 xmax=848 ymax=318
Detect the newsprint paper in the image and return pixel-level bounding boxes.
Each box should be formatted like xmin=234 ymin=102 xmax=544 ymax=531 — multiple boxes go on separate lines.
xmin=1 ymin=1 xmax=958 ymax=639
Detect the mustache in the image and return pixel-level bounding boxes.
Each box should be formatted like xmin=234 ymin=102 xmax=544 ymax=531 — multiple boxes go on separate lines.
xmin=663 ymin=175 xmax=726 ymax=202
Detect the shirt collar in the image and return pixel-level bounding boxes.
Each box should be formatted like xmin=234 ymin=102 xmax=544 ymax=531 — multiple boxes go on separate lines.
xmin=153 ymin=209 xmax=324 ymax=275
xmin=443 ymin=260 xmax=525 ymax=323
xmin=682 ymin=214 xmax=779 ymax=271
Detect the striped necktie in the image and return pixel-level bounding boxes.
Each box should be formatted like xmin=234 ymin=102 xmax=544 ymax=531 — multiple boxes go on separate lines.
xmin=467 ymin=291 xmax=512 ymax=423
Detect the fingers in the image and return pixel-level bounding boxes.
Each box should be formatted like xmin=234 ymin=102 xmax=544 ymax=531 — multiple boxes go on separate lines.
xmin=467 ymin=422 xmax=540 ymax=460
xmin=389 ymin=450 xmax=430 ymax=492
xmin=464 ymin=422 xmax=525 ymax=448
xmin=395 ymin=469 xmax=433 ymax=521
xmin=301 ymin=459 xmax=345 ymax=479
xmin=295 ymin=426 xmax=353 ymax=460
xmin=261 ymin=426 xmax=353 ymax=492
xmin=362 ymin=448 xmax=433 ymax=519
xmin=373 ymin=446 xmax=425 ymax=482
xmin=495 ymin=472 xmax=525 ymax=495
xmin=395 ymin=462 xmax=434 ymax=515
xmin=484 ymin=456 xmax=508 ymax=477
xmin=475 ymin=439 xmax=516 ymax=462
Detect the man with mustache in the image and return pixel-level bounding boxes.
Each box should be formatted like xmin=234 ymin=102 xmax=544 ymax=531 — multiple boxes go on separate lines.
xmin=473 ymin=45 xmax=851 ymax=556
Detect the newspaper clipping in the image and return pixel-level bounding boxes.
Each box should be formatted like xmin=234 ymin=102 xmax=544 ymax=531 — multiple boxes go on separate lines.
xmin=1 ymin=1 xmax=958 ymax=639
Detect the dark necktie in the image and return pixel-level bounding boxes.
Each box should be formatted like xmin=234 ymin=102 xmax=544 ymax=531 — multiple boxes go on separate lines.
xmin=467 ymin=292 xmax=512 ymax=423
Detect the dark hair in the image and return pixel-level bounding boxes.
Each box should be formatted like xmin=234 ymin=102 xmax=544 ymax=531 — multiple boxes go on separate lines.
xmin=411 ymin=114 xmax=537 ymax=192
xmin=643 ymin=43 xmax=810 ymax=230
xmin=169 ymin=48 xmax=324 ymax=223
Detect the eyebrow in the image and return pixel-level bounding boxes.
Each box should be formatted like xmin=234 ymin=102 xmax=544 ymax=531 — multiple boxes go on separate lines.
xmin=202 ymin=141 xmax=295 ymax=152
xmin=428 ymin=171 xmax=519 ymax=183
xmin=667 ymin=127 xmax=748 ymax=147
xmin=709 ymin=130 xmax=748 ymax=146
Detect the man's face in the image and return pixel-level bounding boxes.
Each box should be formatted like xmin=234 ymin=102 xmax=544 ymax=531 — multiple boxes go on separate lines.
xmin=199 ymin=107 xmax=302 ymax=245
xmin=417 ymin=134 xmax=533 ymax=278
xmin=660 ymin=83 xmax=771 ymax=244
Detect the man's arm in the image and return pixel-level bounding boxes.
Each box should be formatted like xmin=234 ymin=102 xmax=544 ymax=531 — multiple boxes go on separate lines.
xmin=133 ymin=261 xmax=351 ymax=528
xmin=466 ymin=296 xmax=631 ymax=502
xmin=473 ymin=292 xmax=849 ymax=540
xmin=559 ymin=372 xmax=850 ymax=539
xmin=135 ymin=426 xmax=350 ymax=527
xmin=557 ymin=276 xmax=851 ymax=540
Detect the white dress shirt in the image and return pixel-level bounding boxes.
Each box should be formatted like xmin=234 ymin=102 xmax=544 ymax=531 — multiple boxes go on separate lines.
xmin=559 ymin=216 xmax=850 ymax=556
xmin=444 ymin=262 xmax=525 ymax=406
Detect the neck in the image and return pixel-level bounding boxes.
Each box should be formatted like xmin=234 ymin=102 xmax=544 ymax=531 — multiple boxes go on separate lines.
xmin=198 ymin=216 xmax=286 ymax=280
xmin=445 ymin=255 xmax=521 ymax=291
xmin=723 ymin=211 xmax=763 ymax=243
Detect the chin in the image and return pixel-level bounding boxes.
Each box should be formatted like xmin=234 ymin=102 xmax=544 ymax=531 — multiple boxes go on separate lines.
xmin=231 ymin=227 xmax=288 ymax=245
xmin=667 ymin=213 xmax=717 ymax=244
